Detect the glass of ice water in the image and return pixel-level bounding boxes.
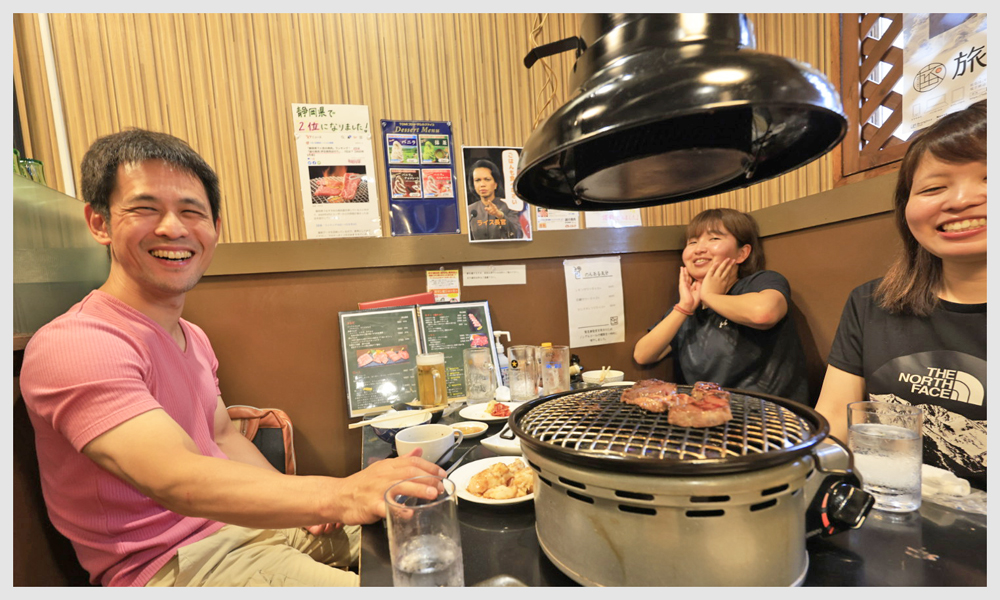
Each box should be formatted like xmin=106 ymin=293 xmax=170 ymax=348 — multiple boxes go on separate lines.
xmin=848 ymin=401 xmax=924 ymax=512
xmin=385 ymin=475 xmax=465 ymax=586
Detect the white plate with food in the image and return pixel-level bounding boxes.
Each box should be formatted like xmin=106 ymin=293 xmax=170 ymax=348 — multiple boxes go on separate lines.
xmin=458 ymin=401 xmax=525 ymax=422
xmin=449 ymin=456 xmax=535 ymax=505
xmin=450 ymin=421 xmax=489 ymax=439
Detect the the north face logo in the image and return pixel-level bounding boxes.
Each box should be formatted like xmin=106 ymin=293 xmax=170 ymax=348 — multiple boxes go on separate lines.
xmin=897 ymin=368 xmax=984 ymax=405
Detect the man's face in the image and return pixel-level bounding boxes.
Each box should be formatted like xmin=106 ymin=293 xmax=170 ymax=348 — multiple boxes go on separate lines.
xmin=88 ymin=159 xmax=220 ymax=300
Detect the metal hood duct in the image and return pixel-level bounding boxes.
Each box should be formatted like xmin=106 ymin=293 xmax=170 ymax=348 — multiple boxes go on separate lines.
xmin=513 ymin=14 xmax=847 ymax=211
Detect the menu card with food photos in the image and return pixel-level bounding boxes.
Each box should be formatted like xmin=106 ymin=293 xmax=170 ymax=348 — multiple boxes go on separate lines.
xmin=416 ymin=301 xmax=500 ymax=399
xmin=381 ymin=119 xmax=461 ymax=236
xmin=339 ymin=307 xmax=423 ymax=417
xmin=339 ymin=301 xmax=499 ymax=416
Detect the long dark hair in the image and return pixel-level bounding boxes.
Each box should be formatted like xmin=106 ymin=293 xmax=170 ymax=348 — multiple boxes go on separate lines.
xmin=466 ymin=159 xmax=504 ymax=203
xmin=685 ymin=208 xmax=765 ymax=279
xmin=874 ymin=99 xmax=986 ymax=316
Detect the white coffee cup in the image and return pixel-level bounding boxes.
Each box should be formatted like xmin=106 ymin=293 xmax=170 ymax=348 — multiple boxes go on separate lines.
xmin=395 ymin=424 xmax=464 ymax=464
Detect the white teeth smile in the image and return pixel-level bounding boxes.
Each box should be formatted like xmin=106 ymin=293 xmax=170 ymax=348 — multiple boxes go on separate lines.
xmin=941 ymin=218 xmax=986 ymax=233
xmin=150 ymin=250 xmax=193 ymax=260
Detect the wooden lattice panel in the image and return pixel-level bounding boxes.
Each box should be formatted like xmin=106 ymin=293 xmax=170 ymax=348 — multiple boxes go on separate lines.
xmin=841 ymin=13 xmax=909 ymax=176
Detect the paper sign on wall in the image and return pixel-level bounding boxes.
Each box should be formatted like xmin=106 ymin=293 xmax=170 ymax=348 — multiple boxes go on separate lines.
xmin=292 ymin=104 xmax=382 ymax=239
xmin=563 ymin=256 xmax=625 ymax=348
xmin=427 ymin=269 xmax=460 ymax=303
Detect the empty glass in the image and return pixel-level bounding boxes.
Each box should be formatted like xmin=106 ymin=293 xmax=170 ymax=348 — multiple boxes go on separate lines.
xmin=385 ymin=475 xmax=465 ymax=587
xmin=463 ymin=347 xmax=496 ymax=404
xmin=507 ymin=345 xmax=538 ymax=401
xmin=538 ymin=344 xmax=571 ymax=395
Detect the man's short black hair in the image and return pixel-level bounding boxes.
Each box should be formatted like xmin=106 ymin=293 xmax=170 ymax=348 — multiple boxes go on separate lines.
xmin=79 ymin=128 xmax=221 ymax=223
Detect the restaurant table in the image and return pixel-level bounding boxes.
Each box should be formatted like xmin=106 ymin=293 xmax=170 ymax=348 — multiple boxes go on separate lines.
xmin=359 ymin=404 xmax=987 ymax=587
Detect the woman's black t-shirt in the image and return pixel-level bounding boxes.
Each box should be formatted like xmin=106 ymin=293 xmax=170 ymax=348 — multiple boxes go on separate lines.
xmin=667 ymin=270 xmax=811 ymax=406
xmin=827 ymin=278 xmax=987 ymax=491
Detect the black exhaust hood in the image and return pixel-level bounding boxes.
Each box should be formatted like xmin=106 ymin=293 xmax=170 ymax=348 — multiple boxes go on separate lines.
xmin=513 ymin=14 xmax=847 ymax=211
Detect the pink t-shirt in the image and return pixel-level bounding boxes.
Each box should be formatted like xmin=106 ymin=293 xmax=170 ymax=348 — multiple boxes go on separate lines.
xmin=20 ymin=291 xmax=227 ymax=586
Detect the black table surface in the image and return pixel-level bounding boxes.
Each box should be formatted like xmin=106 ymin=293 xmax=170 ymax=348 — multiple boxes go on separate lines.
xmin=359 ymin=406 xmax=987 ymax=587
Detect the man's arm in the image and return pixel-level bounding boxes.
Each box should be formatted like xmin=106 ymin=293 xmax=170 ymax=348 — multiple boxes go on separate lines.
xmin=814 ymin=365 xmax=866 ymax=442
xmin=211 ymin=397 xmax=281 ymax=472
xmin=82 ymin=408 xmax=446 ymax=528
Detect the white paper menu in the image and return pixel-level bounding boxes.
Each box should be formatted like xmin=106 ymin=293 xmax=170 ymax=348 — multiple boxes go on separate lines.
xmin=563 ymin=256 xmax=625 ymax=348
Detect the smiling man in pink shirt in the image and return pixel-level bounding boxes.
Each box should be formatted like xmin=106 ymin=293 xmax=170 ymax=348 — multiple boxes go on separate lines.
xmin=20 ymin=129 xmax=446 ymax=586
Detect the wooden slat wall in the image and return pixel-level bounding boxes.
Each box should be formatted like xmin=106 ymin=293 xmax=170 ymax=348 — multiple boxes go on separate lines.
xmin=15 ymin=13 xmax=838 ymax=242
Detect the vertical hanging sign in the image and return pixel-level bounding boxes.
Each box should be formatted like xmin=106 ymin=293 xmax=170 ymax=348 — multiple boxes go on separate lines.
xmin=381 ymin=120 xmax=460 ymax=236
xmin=900 ymin=13 xmax=987 ymax=139
xmin=292 ymin=104 xmax=382 ymax=239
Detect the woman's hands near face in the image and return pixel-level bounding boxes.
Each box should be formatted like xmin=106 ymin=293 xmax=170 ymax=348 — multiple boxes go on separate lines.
xmin=678 ymin=267 xmax=701 ymax=312
xmin=700 ymin=257 xmax=738 ymax=298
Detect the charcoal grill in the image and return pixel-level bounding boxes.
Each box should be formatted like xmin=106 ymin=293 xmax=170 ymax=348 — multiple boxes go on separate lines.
xmin=508 ymin=385 xmax=873 ymax=586
xmin=511 ymin=386 xmax=826 ymax=474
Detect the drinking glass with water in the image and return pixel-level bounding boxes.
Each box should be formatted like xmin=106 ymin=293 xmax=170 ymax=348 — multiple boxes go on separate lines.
xmin=385 ymin=475 xmax=465 ymax=586
xmin=847 ymin=401 xmax=923 ymax=512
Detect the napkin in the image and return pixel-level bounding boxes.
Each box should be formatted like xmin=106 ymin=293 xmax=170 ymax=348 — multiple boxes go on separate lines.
xmin=921 ymin=464 xmax=971 ymax=497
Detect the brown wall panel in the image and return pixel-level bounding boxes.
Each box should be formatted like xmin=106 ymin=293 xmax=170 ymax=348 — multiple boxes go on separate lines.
xmin=182 ymin=214 xmax=896 ymax=478
xmin=182 ymin=251 xmax=680 ymax=477
xmin=763 ymin=213 xmax=899 ymax=401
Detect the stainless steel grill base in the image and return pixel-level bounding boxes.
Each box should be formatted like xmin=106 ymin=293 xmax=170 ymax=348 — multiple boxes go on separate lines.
xmin=525 ymin=445 xmax=812 ymax=586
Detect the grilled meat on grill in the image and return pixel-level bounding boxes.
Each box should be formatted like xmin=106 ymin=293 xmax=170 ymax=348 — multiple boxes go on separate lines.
xmin=620 ymin=379 xmax=681 ymax=413
xmin=667 ymin=391 xmax=733 ymax=428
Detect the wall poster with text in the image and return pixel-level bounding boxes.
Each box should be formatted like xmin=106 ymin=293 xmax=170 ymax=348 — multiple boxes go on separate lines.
xmin=381 ymin=120 xmax=460 ymax=236
xmin=900 ymin=13 xmax=987 ymax=140
xmin=292 ymin=104 xmax=382 ymax=239
xmin=462 ymin=146 xmax=533 ymax=243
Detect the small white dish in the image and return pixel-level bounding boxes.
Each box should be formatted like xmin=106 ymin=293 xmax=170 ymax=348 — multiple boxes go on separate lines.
xmin=481 ymin=431 xmax=522 ymax=456
xmin=450 ymin=456 xmax=535 ymax=505
xmin=582 ymin=369 xmax=625 ymax=384
xmin=603 ymin=381 xmax=635 ymax=387
xmin=458 ymin=401 xmax=525 ymax=422
xmin=451 ymin=421 xmax=489 ymax=439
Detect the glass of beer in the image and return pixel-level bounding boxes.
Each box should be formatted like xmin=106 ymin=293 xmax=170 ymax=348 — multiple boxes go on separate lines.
xmin=416 ymin=352 xmax=447 ymax=407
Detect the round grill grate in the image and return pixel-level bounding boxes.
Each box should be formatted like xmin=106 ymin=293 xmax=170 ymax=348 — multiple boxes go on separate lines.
xmin=512 ymin=385 xmax=828 ymax=475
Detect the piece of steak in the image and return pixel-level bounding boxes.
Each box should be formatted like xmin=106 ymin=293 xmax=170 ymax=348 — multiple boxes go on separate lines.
xmin=620 ymin=379 xmax=681 ymax=413
xmin=357 ymin=353 xmax=374 ymax=368
xmin=342 ymin=173 xmax=362 ymax=200
xmin=315 ymin=178 xmax=344 ymax=198
xmin=691 ymin=381 xmax=727 ymax=400
xmin=667 ymin=391 xmax=733 ymax=428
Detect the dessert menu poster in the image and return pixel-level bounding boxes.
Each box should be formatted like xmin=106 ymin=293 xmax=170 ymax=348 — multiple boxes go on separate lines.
xmin=381 ymin=120 xmax=460 ymax=236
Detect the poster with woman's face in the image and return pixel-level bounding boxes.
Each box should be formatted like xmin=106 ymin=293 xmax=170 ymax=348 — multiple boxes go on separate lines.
xmin=461 ymin=146 xmax=533 ymax=243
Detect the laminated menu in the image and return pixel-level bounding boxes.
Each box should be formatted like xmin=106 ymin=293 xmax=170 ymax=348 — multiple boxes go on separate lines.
xmin=339 ymin=301 xmax=501 ymax=416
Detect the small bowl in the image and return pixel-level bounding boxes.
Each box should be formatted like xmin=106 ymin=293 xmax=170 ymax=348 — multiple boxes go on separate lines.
xmin=370 ymin=410 xmax=433 ymax=444
xmin=451 ymin=421 xmax=488 ymax=439
xmin=582 ymin=369 xmax=625 ymax=384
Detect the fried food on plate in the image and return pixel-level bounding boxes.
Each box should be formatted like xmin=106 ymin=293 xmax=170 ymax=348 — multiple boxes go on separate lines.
xmin=466 ymin=459 xmax=534 ymax=499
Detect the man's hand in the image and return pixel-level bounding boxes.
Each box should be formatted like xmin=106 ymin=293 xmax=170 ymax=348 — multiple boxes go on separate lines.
xmin=304 ymin=522 xmax=342 ymax=535
xmin=334 ymin=449 xmax=447 ymax=526
xmin=699 ymin=257 xmax=738 ymax=298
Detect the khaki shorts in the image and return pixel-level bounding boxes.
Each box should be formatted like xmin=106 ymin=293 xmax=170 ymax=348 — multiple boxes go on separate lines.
xmin=146 ymin=524 xmax=361 ymax=587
